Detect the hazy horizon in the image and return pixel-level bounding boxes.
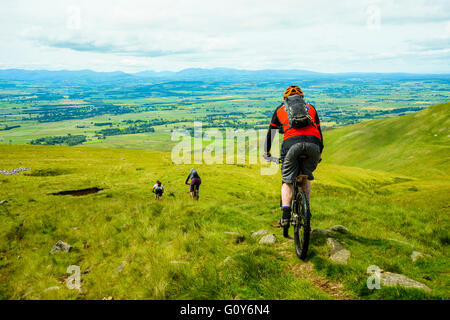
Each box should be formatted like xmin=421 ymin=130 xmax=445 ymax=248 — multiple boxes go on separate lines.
xmin=1 ymin=67 xmax=450 ymax=76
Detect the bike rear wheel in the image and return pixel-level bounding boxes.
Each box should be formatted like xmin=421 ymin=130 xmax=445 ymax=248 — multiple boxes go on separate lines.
xmin=293 ymin=189 xmax=311 ymax=260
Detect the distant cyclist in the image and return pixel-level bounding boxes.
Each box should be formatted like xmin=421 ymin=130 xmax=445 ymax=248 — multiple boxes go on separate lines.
xmin=264 ymin=85 xmax=324 ymax=238
xmin=185 ymin=168 xmax=201 ymax=200
xmin=152 ymin=180 xmax=164 ymax=200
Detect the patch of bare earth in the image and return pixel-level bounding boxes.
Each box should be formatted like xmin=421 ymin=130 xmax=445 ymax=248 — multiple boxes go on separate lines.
xmin=277 ymin=240 xmax=353 ymax=300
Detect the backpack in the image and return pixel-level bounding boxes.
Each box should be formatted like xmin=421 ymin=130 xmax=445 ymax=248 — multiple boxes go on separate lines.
xmin=284 ymin=95 xmax=312 ymax=129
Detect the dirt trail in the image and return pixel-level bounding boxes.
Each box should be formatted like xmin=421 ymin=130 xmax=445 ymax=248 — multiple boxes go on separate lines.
xmin=276 ymin=240 xmax=354 ymax=300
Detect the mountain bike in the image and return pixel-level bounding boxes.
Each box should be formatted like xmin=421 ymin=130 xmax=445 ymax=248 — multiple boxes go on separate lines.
xmin=264 ymin=155 xmax=311 ymax=260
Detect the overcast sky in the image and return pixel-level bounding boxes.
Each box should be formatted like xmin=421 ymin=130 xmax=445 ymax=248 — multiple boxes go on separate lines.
xmin=1 ymin=0 xmax=449 ymax=73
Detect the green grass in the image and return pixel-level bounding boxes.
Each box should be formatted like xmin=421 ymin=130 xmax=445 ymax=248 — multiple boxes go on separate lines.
xmin=0 ymin=102 xmax=449 ymax=300
xmin=0 ymin=143 xmax=448 ymax=300
xmin=323 ymin=102 xmax=450 ymax=179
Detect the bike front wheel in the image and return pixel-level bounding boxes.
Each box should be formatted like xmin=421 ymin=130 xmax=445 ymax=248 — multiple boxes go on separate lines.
xmin=293 ymin=190 xmax=311 ymax=260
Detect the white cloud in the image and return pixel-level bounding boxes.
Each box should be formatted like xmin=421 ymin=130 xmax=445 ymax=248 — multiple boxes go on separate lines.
xmin=0 ymin=0 xmax=449 ymax=73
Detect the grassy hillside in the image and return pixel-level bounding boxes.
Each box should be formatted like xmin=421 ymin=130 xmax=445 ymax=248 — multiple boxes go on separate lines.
xmin=323 ymin=102 xmax=450 ymax=179
xmin=0 ymin=144 xmax=448 ymax=300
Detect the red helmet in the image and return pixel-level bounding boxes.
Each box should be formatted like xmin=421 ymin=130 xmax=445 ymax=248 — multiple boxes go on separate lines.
xmin=284 ymin=85 xmax=304 ymax=99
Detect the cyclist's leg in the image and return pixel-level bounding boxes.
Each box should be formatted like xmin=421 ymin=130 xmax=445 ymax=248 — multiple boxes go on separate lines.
xmin=300 ymin=143 xmax=321 ymax=200
xmin=189 ymin=181 xmax=195 ymax=199
xmin=280 ymin=143 xmax=303 ymax=231
xmin=281 ymin=183 xmax=293 ymax=207
xmin=196 ymin=178 xmax=201 ymax=196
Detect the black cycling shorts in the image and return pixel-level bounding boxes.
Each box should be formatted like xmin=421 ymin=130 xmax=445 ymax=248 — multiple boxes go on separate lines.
xmin=154 ymin=189 xmax=163 ymax=196
xmin=281 ymin=142 xmax=321 ymax=183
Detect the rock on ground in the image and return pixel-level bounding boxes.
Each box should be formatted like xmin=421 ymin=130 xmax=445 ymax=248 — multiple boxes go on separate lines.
xmin=116 ymin=263 xmax=125 ymax=273
xmin=50 ymin=240 xmax=72 ymax=254
xmin=380 ymin=271 xmax=432 ymax=292
xmin=223 ymin=256 xmax=233 ymax=264
xmin=251 ymin=229 xmax=269 ymax=238
xmin=224 ymin=232 xmax=245 ymax=243
xmin=259 ymin=234 xmax=277 ymax=244
xmin=411 ymin=251 xmax=431 ymax=262
xmin=329 ymin=225 xmax=350 ymax=234
xmin=327 ymin=238 xmax=350 ymax=264
xmin=0 ymin=168 xmax=31 ymax=176
xmin=310 ymin=228 xmax=336 ymax=239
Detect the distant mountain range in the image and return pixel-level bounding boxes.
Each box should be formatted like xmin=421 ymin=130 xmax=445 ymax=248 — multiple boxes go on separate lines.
xmin=0 ymin=68 xmax=449 ymax=82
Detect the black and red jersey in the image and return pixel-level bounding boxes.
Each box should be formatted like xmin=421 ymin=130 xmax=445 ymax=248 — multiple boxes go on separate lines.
xmin=265 ymin=101 xmax=324 ymax=153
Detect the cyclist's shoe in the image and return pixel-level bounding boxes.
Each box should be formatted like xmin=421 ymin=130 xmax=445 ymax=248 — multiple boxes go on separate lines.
xmin=278 ymin=218 xmax=290 ymax=238
xmin=278 ymin=218 xmax=290 ymax=227
xmin=280 ymin=206 xmax=291 ymax=238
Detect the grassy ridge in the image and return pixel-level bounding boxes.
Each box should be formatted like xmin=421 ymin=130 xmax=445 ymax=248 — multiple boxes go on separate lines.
xmin=323 ymin=102 xmax=450 ymax=178
xmin=0 ymin=144 xmax=448 ymax=299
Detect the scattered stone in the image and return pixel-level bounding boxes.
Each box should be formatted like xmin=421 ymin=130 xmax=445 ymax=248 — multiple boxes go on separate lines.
xmin=310 ymin=228 xmax=335 ymax=238
xmin=327 ymin=238 xmax=350 ymax=264
xmin=224 ymin=232 xmax=245 ymax=243
xmin=223 ymin=256 xmax=233 ymax=264
xmin=83 ymin=268 xmax=91 ymax=274
xmin=388 ymin=238 xmax=414 ymax=247
xmin=380 ymin=271 xmax=432 ymax=292
xmin=0 ymin=168 xmax=31 ymax=176
xmin=259 ymin=234 xmax=277 ymax=244
xmin=50 ymin=240 xmax=72 ymax=254
xmin=170 ymin=261 xmax=188 ymax=264
xmin=44 ymin=286 xmax=60 ymax=292
xmin=411 ymin=251 xmax=431 ymax=262
xmin=116 ymin=263 xmax=125 ymax=273
xmin=251 ymin=229 xmax=270 ymax=238
xmin=102 ymin=296 xmax=113 ymax=300
xmin=73 ymin=227 xmax=79 ymax=230
xmin=329 ymin=225 xmax=350 ymax=234
xmin=0 ymin=200 xmax=7 ymax=205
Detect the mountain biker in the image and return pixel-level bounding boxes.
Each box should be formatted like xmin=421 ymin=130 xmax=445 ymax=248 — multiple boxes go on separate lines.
xmin=264 ymin=85 xmax=324 ymax=238
xmin=152 ymin=180 xmax=164 ymax=200
xmin=185 ymin=168 xmax=201 ymax=199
